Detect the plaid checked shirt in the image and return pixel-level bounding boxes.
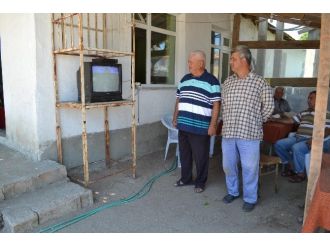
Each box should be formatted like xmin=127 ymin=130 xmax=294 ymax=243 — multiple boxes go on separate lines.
xmin=221 ymin=72 xmax=274 ymax=140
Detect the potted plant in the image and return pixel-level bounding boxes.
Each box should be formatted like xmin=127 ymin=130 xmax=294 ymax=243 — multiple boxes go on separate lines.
xmin=0 ymin=98 xmax=5 ymax=129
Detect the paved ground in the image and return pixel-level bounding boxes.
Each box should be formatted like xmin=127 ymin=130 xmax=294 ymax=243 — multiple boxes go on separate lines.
xmin=35 ymin=144 xmax=308 ymax=233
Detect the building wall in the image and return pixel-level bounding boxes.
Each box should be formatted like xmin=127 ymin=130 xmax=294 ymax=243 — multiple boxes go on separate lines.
xmin=185 ymin=13 xmax=232 ymax=74
xmin=0 ymin=13 xmax=178 ymax=168
xmin=0 ymin=14 xmax=40 ymax=158
xmin=0 ymin=13 xmax=314 ymax=168
xmin=0 ymin=13 xmax=233 ymax=168
xmin=34 ymin=14 xmax=57 ymax=156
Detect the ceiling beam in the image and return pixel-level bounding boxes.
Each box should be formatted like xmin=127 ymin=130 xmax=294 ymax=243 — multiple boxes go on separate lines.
xmin=265 ymin=77 xmax=317 ymax=87
xmin=246 ymin=13 xmax=321 ymax=28
xmin=237 ymin=40 xmax=319 ymax=49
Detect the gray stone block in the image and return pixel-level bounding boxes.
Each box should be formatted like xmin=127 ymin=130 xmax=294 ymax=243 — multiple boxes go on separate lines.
xmin=0 ymin=190 xmax=4 ymax=201
xmin=1 ymin=206 xmax=38 ymax=233
xmin=80 ymin=190 xmax=94 ymax=209
xmin=0 ymin=160 xmax=68 ymax=201
xmin=0 ymin=181 xmax=93 ymax=232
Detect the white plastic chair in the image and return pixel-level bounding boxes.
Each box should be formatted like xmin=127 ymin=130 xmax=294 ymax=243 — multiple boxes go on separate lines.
xmin=209 ymin=136 xmax=216 ymax=157
xmin=161 ymin=115 xmax=217 ymax=166
xmin=161 ymin=115 xmax=180 ymax=167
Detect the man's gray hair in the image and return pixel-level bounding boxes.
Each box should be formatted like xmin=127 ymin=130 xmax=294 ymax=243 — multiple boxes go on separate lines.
xmin=275 ymin=86 xmax=285 ymax=92
xmin=190 ymin=50 xmax=206 ymax=64
xmin=232 ymin=45 xmax=252 ymax=66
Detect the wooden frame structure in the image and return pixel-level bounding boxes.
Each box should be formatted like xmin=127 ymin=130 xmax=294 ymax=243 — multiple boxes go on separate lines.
xmin=232 ymin=13 xmax=330 ymax=225
xmin=51 ymin=13 xmax=136 ymax=186
xmin=232 ymin=13 xmax=321 ymax=88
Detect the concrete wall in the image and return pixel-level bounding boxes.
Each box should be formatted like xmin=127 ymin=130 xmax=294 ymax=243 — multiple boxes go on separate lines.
xmin=0 ymin=13 xmax=234 ymax=169
xmin=34 ymin=14 xmax=57 ymax=157
xmin=185 ymin=13 xmax=232 ymax=74
xmin=0 ymin=13 xmax=178 ymax=168
xmin=0 ymin=14 xmax=39 ymax=157
xmin=40 ymin=121 xmax=168 ymax=169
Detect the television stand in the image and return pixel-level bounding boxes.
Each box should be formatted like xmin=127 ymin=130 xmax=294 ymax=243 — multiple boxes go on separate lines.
xmin=52 ymin=14 xmax=137 ymax=186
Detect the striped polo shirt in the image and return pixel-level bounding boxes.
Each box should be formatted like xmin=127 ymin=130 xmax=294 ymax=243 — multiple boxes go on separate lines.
xmin=176 ymin=70 xmax=221 ymax=135
xmin=294 ymin=110 xmax=330 ymax=137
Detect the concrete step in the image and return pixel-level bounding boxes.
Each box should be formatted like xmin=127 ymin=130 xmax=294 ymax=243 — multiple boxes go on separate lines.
xmin=0 ymin=180 xmax=93 ymax=232
xmin=0 ymin=159 xmax=68 ymax=201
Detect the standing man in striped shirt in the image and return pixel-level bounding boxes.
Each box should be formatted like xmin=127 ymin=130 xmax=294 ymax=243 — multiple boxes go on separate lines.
xmin=173 ymin=50 xmax=221 ymax=193
xmin=221 ymin=45 xmax=274 ymax=212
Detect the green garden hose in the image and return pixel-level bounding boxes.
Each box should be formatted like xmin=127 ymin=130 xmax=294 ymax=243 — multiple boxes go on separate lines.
xmin=39 ymin=158 xmax=178 ymax=233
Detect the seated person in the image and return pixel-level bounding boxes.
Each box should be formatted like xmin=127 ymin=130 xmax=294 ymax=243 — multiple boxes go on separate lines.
xmin=273 ymin=91 xmax=330 ymax=183
xmin=273 ymin=86 xmax=291 ymax=116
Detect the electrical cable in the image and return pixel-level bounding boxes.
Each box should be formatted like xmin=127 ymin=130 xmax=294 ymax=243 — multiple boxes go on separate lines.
xmin=39 ymin=158 xmax=178 ymax=233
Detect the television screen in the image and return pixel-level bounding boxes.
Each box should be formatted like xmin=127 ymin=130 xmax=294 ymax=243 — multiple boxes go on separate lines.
xmin=92 ymin=65 xmax=120 ymax=92
xmin=77 ymin=59 xmax=123 ymax=103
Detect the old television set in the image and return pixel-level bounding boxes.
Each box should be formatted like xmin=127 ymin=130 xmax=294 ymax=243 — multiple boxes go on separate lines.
xmin=77 ymin=59 xmax=123 ymax=103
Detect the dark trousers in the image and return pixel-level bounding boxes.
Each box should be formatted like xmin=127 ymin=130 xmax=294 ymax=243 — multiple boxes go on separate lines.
xmin=179 ymin=130 xmax=210 ymax=189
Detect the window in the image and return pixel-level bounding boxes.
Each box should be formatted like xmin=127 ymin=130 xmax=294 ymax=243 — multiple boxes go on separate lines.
xmin=210 ymin=29 xmax=231 ymax=83
xmin=135 ymin=13 xmax=176 ymax=85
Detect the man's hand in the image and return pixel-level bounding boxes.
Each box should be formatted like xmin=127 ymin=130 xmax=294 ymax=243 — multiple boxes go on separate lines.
xmin=172 ymin=98 xmax=179 ymax=128
xmin=172 ymin=118 xmax=177 ymax=128
xmin=208 ymin=125 xmax=217 ymax=136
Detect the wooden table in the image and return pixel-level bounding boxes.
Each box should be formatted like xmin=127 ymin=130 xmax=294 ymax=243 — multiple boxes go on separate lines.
xmin=217 ymin=120 xmax=295 ymax=144
xmin=263 ymin=121 xmax=295 ymax=144
xmin=302 ymin=153 xmax=330 ymax=232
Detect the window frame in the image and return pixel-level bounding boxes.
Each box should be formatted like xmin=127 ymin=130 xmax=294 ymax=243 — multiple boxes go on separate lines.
xmin=210 ymin=26 xmax=231 ymax=84
xmin=135 ymin=13 xmax=177 ymax=86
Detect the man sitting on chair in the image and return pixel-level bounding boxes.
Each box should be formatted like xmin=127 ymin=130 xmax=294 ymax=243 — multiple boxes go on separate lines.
xmin=273 ymin=91 xmax=330 ymax=183
xmin=273 ymin=86 xmax=291 ymax=116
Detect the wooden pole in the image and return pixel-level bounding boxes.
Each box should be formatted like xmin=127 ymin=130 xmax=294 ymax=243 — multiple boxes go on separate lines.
xmin=273 ymin=21 xmax=284 ymax=77
xmin=103 ymin=13 xmax=107 ymax=49
xmin=131 ymin=14 xmax=137 ymax=178
xmin=60 ymin=13 xmax=66 ymax=49
xmin=231 ymin=14 xmax=240 ymax=49
xmin=70 ymin=14 xmax=74 ymax=48
xmin=256 ymin=17 xmax=267 ymax=75
xmin=87 ymin=14 xmax=91 ymax=48
xmin=78 ymin=14 xmax=90 ymax=186
xmin=95 ymin=14 xmax=98 ymax=49
xmin=104 ymin=107 xmax=111 ymax=168
xmin=304 ymin=13 xmax=330 ymax=222
xmin=52 ymin=14 xmax=63 ymax=164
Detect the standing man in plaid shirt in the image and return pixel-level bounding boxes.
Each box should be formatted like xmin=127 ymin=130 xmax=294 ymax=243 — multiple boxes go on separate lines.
xmin=221 ymin=45 xmax=274 ymax=212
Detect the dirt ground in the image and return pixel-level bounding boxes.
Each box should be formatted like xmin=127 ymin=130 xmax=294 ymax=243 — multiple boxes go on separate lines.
xmin=37 ymin=143 xmax=310 ymax=233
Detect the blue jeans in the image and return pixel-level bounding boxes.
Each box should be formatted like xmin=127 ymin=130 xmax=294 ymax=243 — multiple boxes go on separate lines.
xmin=274 ymin=136 xmax=309 ymax=174
xmin=221 ymin=138 xmax=260 ymax=204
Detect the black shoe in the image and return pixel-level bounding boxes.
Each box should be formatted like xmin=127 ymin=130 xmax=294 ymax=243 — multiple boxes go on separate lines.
xmin=242 ymin=202 xmax=256 ymax=212
xmin=222 ymin=194 xmax=239 ymax=204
